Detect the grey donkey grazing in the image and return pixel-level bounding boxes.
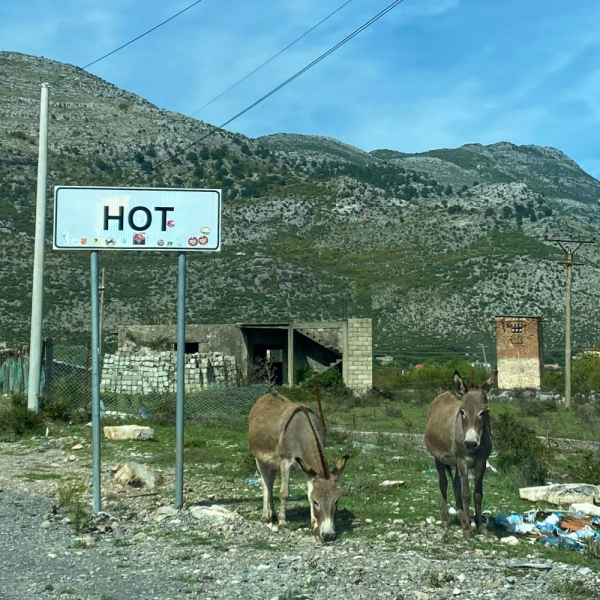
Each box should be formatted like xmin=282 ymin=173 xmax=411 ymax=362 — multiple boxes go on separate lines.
xmin=248 ymin=393 xmax=349 ymax=542
xmin=424 ymin=370 xmax=497 ymax=538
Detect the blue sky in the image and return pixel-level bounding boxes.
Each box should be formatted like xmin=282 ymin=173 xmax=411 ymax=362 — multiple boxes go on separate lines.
xmin=2 ymin=0 xmax=600 ymax=177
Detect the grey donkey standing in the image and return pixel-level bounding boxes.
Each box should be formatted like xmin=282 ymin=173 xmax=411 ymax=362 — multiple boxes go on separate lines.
xmin=248 ymin=393 xmax=349 ymax=542
xmin=424 ymin=371 xmax=497 ymax=538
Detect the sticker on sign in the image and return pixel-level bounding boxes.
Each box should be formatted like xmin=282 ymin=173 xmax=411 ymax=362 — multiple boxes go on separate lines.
xmin=53 ymin=186 xmax=221 ymax=251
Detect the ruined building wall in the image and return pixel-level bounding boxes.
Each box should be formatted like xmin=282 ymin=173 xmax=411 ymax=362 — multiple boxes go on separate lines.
xmin=101 ymin=348 xmax=237 ymax=395
xmin=495 ymin=317 xmax=543 ymax=390
xmin=346 ymin=318 xmax=373 ymax=393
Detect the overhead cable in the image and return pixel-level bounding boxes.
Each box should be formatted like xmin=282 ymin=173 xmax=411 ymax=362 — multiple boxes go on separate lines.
xmin=123 ymin=0 xmax=405 ymax=185
xmin=82 ymin=0 xmax=206 ymax=70
xmin=190 ymin=0 xmax=352 ymax=117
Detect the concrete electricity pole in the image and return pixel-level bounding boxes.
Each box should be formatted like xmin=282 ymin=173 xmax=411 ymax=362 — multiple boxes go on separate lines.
xmin=27 ymin=83 xmax=50 ymax=412
xmin=544 ymin=235 xmax=596 ymax=408
xmin=479 ymin=343 xmax=488 ymax=366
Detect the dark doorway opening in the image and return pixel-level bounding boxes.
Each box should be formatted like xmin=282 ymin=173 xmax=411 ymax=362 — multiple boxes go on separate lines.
xmin=173 ymin=342 xmax=199 ymax=354
xmin=253 ymin=344 xmax=284 ymax=385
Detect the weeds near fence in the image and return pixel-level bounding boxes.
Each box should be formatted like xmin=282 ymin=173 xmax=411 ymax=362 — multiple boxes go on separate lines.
xmin=58 ymin=480 xmax=92 ymax=533
xmin=0 ymin=393 xmax=44 ymax=441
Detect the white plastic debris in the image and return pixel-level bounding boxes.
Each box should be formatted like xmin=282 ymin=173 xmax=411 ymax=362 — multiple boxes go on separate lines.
xmin=569 ymin=503 xmax=600 ymax=517
xmin=379 ymin=480 xmax=406 ymax=489
xmin=486 ymin=460 xmax=498 ymax=473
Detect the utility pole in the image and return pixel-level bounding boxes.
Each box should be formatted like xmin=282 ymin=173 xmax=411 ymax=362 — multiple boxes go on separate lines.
xmin=27 ymin=83 xmax=50 ymax=412
xmin=544 ymin=235 xmax=596 ymax=408
xmin=479 ymin=343 xmax=488 ymax=366
xmin=98 ymin=268 xmax=105 ymax=359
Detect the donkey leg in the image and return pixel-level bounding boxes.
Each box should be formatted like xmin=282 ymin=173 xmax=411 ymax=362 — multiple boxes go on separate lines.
xmin=452 ymin=467 xmax=463 ymax=513
xmin=256 ymin=459 xmax=276 ymax=524
xmin=277 ymin=459 xmax=292 ymax=531
xmin=473 ymin=460 xmax=487 ymax=535
xmin=456 ymin=461 xmax=472 ymax=538
xmin=434 ymin=459 xmax=450 ymax=527
xmin=307 ymin=479 xmax=318 ymax=536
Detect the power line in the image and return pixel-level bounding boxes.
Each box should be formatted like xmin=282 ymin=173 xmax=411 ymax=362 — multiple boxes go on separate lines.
xmin=123 ymin=0 xmax=405 ymax=186
xmin=82 ymin=0 xmax=206 ymax=70
xmin=190 ymin=0 xmax=353 ymax=117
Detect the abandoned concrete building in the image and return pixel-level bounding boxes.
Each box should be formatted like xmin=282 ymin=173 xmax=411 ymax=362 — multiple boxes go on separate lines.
xmin=495 ymin=316 xmax=543 ymax=390
xmin=102 ymin=319 xmax=373 ymax=395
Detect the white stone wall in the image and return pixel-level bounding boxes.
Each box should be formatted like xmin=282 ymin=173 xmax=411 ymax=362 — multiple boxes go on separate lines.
xmin=497 ymin=357 xmax=541 ymax=390
xmin=101 ymin=349 xmax=237 ymax=395
xmin=346 ymin=318 xmax=373 ymax=394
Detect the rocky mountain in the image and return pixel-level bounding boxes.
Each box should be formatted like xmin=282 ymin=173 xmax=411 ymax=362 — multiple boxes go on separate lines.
xmin=1 ymin=50 xmax=600 ymax=365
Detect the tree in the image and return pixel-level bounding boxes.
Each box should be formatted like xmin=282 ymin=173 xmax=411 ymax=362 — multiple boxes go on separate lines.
xmin=199 ymin=146 xmax=210 ymax=160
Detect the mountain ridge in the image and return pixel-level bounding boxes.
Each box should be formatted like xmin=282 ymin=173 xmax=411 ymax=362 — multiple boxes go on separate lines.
xmin=1 ymin=51 xmax=600 ymax=365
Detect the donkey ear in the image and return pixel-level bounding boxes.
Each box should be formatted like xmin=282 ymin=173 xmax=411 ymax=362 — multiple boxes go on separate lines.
xmin=296 ymin=457 xmax=318 ymax=481
xmin=481 ymin=371 xmax=498 ymax=393
xmin=331 ymin=455 xmax=350 ymax=480
xmin=453 ymin=371 xmax=468 ymax=395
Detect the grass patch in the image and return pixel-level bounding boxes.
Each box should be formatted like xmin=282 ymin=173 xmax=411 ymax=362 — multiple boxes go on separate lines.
xmin=549 ymin=580 xmax=600 ymax=599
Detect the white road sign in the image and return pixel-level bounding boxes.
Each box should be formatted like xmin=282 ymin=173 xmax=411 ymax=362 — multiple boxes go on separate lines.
xmin=53 ymin=186 xmax=221 ymax=251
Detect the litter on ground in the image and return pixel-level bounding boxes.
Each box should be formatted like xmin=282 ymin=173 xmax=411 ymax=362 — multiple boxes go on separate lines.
xmin=495 ymin=503 xmax=600 ymax=553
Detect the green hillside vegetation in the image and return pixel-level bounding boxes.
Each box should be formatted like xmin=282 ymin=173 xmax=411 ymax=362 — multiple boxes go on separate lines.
xmin=2 ymin=51 xmax=600 ymax=365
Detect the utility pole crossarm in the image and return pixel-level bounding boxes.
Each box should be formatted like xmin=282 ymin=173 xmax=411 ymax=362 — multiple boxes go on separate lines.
xmin=544 ymin=234 xmax=596 ymax=409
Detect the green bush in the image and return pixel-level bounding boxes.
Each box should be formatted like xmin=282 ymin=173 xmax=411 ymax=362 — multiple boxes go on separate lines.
xmin=493 ymin=412 xmax=552 ymax=486
xmin=568 ymin=451 xmax=600 ymax=485
xmin=317 ymin=368 xmax=344 ymax=390
xmin=0 ymin=394 xmax=45 ymax=440
xmin=149 ymin=397 xmax=176 ymax=426
xmin=519 ymin=398 xmax=557 ymax=417
xmin=42 ymin=396 xmax=75 ymax=422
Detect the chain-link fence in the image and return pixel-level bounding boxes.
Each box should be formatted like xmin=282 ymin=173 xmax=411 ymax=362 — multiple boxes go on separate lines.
xmin=0 ymin=344 xmax=45 ymax=394
xmin=44 ymin=341 xmax=269 ymax=424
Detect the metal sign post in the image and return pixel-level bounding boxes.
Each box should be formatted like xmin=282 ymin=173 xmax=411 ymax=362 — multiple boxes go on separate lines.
xmin=90 ymin=250 xmax=101 ymax=513
xmin=175 ymin=252 xmax=186 ymax=509
xmin=53 ymin=186 xmax=221 ymax=513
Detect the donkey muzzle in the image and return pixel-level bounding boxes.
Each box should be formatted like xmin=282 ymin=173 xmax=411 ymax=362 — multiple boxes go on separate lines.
xmin=464 ymin=440 xmax=479 ymax=452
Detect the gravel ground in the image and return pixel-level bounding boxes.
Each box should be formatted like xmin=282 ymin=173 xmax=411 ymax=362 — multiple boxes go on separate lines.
xmin=1 ymin=436 xmax=600 ymax=600
xmin=1 ymin=487 xmax=599 ymax=600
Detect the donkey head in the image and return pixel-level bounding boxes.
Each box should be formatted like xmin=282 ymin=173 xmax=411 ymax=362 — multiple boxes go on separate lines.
xmin=296 ymin=455 xmax=349 ymax=542
xmin=453 ymin=371 xmax=497 ymax=454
